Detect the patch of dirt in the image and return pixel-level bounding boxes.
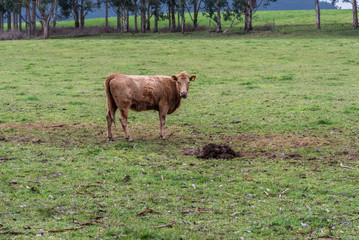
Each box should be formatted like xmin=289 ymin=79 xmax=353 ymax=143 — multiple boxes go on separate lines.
xmin=223 ymin=133 xmax=330 ymax=149
xmin=181 ymin=132 xmax=346 ymax=160
xmin=0 ymin=122 xmax=105 ymax=147
xmin=0 ymin=157 xmax=15 ymax=162
xmin=335 ymin=151 xmax=359 ymax=161
xmin=182 ymin=143 xmax=241 ymax=159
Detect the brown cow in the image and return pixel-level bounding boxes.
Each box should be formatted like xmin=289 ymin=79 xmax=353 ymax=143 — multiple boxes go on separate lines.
xmin=105 ymin=72 xmax=196 ymax=142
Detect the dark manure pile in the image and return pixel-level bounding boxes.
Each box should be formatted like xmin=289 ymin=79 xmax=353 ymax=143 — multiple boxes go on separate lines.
xmin=182 ymin=143 xmax=241 ymax=159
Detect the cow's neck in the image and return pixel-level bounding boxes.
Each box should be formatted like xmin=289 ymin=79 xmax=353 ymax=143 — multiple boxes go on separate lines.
xmin=168 ymin=81 xmax=182 ymax=114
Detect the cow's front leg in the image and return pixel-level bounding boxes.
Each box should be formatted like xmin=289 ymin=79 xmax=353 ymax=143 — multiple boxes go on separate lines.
xmin=159 ymin=107 xmax=168 ymax=140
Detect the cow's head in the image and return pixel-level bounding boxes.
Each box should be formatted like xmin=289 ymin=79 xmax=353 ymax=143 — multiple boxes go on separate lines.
xmin=172 ymin=72 xmax=196 ymax=99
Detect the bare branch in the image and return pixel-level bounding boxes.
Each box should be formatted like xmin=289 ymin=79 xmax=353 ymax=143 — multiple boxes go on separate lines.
xmin=223 ymin=14 xmax=239 ymax=33
xmin=279 ymin=188 xmax=290 ymax=198
xmin=259 ymin=187 xmax=269 ymax=197
xmin=154 ymin=221 xmax=176 ymax=228
xmin=340 ymin=162 xmax=356 ymax=170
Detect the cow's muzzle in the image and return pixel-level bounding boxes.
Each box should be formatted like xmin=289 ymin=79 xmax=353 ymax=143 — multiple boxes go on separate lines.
xmin=180 ymin=92 xmax=188 ymax=99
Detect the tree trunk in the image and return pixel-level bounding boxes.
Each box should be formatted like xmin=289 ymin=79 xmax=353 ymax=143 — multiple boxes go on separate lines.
xmin=117 ymin=6 xmax=122 ymax=31
xmin=141 ymin=0 xmax=146 ymax=32
xmin=13 ymin=11 xmax=18 ymax=31
xmin=314 ymin=0 xmax=320 ymax=29
xmin=353 ymin=0 xmax=358 ymax=28
xmin=19 ymin=9 xmax=22 ymax=32
xmin=42 ymin=19 xmax=50 ymax=39
xmin=193 ymin=0 xmax=198 ymax=29
xmin=0 ymin=12 xmax=3 ymax=31
xmin=168 ymin=3 xmax=171 ymax=29
xmin=171 ymin=0 xmax=176 ymax=32
xmin=80 ymin=0 xmax=85 ymax=29
xmin=73 ymin=0 xmax=80 ymax=28
xmin=7 ymin=11 xmax=11 ymax=31
xmin=125 ymin=9 xmax=129 ymax=32
xmin=216 ymin=4 xmax=221 ymax=32
xmin=32 ymin=0 xmax=36 ymax=32
xmin=146 ymin=0 xmax=151 ymax=30
xmin=26 ymin=6 xmax=31 ymax=34
xmin=154 ymin=11 xmax=158 ymax=32
xmin=177 ymin=9 xmax=180 ymax=29
xmin=105 ymin=0 xmax=108 ymax=27
xmin=181 ymin=0 xmax=185 ymax=33
xmin=244 ymin=0 xmax=253 ymax=32
xmin=53 ymin=0 xmax=58 ymax=28
xmin=134 ymin=3 xmax=139 ymax=32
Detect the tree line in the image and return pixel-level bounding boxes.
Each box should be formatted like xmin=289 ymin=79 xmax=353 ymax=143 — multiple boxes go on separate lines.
xmin=0 ymin=0 xmax=279 ymax=38
xmin=0 ymin=0 xmax=358 ymax=39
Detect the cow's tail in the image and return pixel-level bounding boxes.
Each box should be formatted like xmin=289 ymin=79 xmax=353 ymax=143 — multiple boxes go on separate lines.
xmin=105 ymin=74 xmax=117 ymax=127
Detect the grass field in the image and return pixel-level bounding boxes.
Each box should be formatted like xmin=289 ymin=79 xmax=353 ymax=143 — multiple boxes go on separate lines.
xmin=1 ymin=9 xmax=359 ymax=239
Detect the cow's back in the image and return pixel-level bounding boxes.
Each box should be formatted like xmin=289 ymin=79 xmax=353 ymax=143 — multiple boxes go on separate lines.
xmin=109 ymin=74 xmax=174 ymax=112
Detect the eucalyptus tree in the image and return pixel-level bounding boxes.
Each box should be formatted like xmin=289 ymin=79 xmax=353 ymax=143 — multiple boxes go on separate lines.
xmin=79 ymin=0 xmax=100 ymax=28
xmin=21 ymin=0 xmax=32 ymax=34
xmin=169 ymin=0 xmax=176 ymax=31
xmin=188 ymin=0 xmax=202 ymax=29
xmin=203 ymin=0 xmax=229 ymax=32
xmin=59 ymin=0 xmax=80 ymax=27
xmin=36 ymin=0 xmax=57 ymax=38
xmin=151 ymin=0 xmax=163 ymax=32
xmin=104 ymin=0 xmax=108 ymax=27
xmin=110 ymin=0 xmax=132 ymax=32
xmin=180 ymin=0 xmax=185 ymax=32
xmin=0 ymin=0 xmax=14 ymax=31
xmin=11 ymin=0 xmax=22 ymax=30
xmin=352 ymin=0 xmax=358 ymax=28
xmin=31 ymin=0 xmax=36 ymax=32
xmin=331 ymin=0 xmax=358 ymax=28
xmin=242 ymin=0 xmax=276 ymax=31
xmin=59 ymin=0 xmax=100 ymax=29
xmin=0 ymin=1 xmax=5 ymax=31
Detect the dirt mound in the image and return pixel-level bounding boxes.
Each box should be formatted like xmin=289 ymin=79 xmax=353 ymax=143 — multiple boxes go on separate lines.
xmin=182 ymin=143 xmax=240 ymax=159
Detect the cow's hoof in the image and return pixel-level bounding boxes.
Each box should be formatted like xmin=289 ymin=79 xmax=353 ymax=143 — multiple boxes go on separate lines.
xmin=160 ymin=136 xmax=166 ymax=140
xmin=126 ymin=137 xmax=134 ymax=142
xmin=107 ymin=137 xmax=113 ymax=142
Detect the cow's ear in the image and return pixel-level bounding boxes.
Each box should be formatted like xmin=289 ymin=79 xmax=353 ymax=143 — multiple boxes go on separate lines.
xmin=189 ymin=75 xmax=196 ymax=82
xmin=172 ymin=75 xmax=178 ymax=81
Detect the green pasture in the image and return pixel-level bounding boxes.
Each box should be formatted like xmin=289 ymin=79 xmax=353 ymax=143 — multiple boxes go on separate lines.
xmin=1 ymin=11 xmax=359 ymax=239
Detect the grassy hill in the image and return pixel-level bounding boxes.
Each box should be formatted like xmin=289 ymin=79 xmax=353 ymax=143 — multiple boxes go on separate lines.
xmin=258 ymin=0 xmax=336 ymax=10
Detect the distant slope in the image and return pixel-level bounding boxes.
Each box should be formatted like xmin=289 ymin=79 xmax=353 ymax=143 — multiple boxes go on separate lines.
xmin=258 ymin=0 xmax=337 ymax=11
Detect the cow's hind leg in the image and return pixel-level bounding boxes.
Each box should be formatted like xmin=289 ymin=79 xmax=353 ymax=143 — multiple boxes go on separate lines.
xmin=119 ymin=105 xmax=133 ymax=142
xmin=106 ymin=107 xmax=117 ymax=141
